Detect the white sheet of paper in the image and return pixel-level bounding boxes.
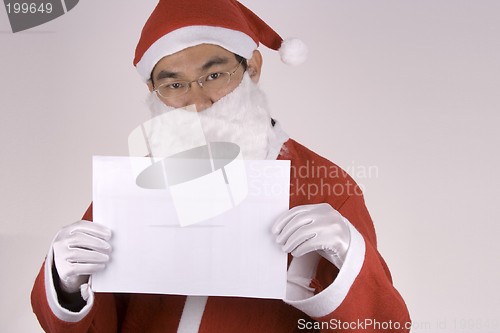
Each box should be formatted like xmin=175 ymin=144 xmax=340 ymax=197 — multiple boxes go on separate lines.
xmin=91 ymin=156 xmax=290 ymax=299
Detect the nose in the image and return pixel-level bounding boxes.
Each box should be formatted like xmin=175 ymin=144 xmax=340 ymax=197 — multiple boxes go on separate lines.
xmin=186 ymin=83 xmax=213 ymax=112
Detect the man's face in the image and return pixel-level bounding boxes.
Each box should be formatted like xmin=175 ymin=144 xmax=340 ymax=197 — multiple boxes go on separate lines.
xmin=147 ymin=44 xmax=260 ymax=112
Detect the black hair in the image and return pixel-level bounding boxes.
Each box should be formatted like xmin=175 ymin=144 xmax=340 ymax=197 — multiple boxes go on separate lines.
xmin=234 ymin=54 xmax=248 ymax=71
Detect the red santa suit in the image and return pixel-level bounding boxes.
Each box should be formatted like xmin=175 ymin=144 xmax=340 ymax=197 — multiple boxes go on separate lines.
xmin=31 ymin=122 xmax=411 ymax=332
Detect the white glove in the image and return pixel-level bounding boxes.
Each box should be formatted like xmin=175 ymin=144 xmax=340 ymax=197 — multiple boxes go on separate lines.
xmin=272 ymin=203 xmax=350 ymax=269
xmin=53 ymin=220 xmax=112 ymax=294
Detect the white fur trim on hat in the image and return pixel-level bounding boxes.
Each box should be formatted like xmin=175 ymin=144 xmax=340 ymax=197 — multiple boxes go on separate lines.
xmin=279 ymin=38 xmax=308 ymax=66
xmin=136 ymin=25 xmax=257 ymax=82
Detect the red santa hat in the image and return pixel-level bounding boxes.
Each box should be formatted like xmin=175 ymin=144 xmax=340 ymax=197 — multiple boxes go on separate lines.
xmin=134 ymin=0 xmax=308 ymax=82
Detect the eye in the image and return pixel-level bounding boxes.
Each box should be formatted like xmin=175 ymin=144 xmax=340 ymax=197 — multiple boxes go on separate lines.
xmin=167 ymin=82 xmax=185 ymax=89
xmin=206 ymin=72 xmax=223 ymax=81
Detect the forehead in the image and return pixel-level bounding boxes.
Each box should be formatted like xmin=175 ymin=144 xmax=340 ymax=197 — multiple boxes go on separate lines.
xmin=152 ymin=44 xmax=235 ymax=76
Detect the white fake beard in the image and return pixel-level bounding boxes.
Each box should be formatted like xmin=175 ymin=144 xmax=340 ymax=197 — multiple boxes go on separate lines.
xmin=145 ymin=73 xmax=275 ymax=160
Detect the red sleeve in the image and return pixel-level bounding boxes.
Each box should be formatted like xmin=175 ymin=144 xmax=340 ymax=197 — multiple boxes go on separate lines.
xmin=317 ymin=196 xmax=411 ymax=332
xmin=280 ymin=139 xmax=411 ymax=332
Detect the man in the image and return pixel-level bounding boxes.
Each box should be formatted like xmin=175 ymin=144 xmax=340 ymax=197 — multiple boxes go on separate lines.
xmin=31 ymin=0 xmax=411 ymax=332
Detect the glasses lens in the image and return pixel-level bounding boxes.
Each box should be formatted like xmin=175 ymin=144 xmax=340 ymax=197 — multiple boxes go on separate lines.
xmin=157 ymin=82 xmax=189 ymax=99
xmin=202 ymin=72 xmax=231 ymax=93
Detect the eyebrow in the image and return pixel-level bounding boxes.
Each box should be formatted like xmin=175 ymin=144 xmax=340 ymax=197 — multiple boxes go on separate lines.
xmin=154 ymin=56 xmax=230 ymax=82
xmin=155 ymin=70 xmax=179 ymax=81
xmin=200 ymin=56 xmax=229 ymax=71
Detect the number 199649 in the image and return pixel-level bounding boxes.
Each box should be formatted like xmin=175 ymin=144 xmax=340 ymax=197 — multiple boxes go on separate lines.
xmin=6 ymin=2 xmax=53 ymax=14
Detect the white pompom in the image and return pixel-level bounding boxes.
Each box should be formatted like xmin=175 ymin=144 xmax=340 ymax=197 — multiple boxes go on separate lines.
xmin=279 ymin=38 xmax=308 ymax=66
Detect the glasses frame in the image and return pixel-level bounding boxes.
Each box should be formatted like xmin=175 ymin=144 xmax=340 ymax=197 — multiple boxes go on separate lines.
xmin=153 ymin=60 xmax=244 ymax=99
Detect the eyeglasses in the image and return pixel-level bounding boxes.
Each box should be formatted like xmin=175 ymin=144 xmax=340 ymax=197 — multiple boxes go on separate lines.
xmin=153 ymin=61 xmax=243 ymax=99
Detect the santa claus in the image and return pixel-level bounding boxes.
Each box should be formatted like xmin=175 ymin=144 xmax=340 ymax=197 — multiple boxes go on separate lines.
xmin=31 ymin=0 xmax=411 ymax=332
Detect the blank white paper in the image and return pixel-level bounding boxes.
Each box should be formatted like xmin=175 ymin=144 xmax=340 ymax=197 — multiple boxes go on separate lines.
xmin=91 ymin=156 xmax=290 ymax=299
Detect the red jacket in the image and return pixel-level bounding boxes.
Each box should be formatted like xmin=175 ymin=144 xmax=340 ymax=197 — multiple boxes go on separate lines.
xmin=31 ymin=139 xmax=411 ymax=332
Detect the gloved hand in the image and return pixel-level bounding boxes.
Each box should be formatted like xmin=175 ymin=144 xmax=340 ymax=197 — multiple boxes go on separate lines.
xmin=52 ymin=220 xmax=112 ymax=294
xmin=272 ymin=203 xmax=350 ymax=269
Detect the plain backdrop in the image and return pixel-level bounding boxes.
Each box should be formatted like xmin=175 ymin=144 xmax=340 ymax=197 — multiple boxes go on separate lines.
xmin=1 ymin=1 xmax=499 ymax=332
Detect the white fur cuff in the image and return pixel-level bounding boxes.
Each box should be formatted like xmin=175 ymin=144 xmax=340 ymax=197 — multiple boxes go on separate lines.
xmin=284 ymin=220 xmax=366 ymax=318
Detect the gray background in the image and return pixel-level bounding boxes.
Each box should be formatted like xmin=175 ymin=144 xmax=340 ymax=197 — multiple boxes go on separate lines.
xmin=1 ymin=1 xmax=499 ymax=332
